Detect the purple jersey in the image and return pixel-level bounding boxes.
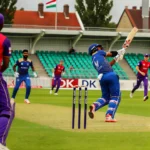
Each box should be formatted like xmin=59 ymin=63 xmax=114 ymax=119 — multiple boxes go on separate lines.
xmin=137 ymin=60 xmax=150 ymax=78
xmin=0 ymin=33 xmax=11 ymax=75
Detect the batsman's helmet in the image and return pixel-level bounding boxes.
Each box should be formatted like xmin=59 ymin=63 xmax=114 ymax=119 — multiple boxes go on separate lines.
xmin=88 ymin=43 xmax=103 ymax=55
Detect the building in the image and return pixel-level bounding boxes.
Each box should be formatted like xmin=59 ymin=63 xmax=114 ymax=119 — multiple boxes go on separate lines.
xmin=13 ymin=3 xmax=84 ymax=31
xmin=117 ymin=0 xmax=150 ymax=32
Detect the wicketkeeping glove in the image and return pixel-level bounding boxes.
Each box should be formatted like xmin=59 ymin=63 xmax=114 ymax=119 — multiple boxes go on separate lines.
xmin=14 ymin=72 xmax=19 ymax=78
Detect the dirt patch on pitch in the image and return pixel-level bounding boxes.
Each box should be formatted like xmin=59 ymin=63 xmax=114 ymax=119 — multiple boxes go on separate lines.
xmin=16 ymin=103 xmax=150 ymax=132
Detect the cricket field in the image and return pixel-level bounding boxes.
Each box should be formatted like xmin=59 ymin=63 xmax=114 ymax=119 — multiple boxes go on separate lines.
xmin=7 ymin=89 xmax=150 ymax=150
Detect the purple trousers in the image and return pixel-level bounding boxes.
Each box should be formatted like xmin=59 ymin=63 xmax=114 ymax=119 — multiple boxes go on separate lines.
xmin=0 ymin=75 xmax=15 ymax=146
xmin=132 ymin=75 xmax=148 ymax=96
xmin=52 ymin=76 xmax=61 ymax=93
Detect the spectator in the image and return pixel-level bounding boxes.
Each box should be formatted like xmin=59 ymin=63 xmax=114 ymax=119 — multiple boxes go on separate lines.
xmin=68 ymin=47 xmax=76 ymax=54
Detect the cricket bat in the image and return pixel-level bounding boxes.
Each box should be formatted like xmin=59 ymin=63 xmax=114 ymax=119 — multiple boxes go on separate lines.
xmin=117 ymin=27 xmax=138 ymax=61
xmin=122 ymin=27 xmax=138 ymax=49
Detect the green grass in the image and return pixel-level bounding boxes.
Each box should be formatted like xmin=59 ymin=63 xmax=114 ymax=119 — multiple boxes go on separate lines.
xmin=9 ymin=88 xmax=150 ymax=116
xmin=7 ymin=89 xmax=150 ymax=150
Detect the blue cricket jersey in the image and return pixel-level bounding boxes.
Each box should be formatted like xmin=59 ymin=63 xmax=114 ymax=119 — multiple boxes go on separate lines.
xmin=92 ymin=50 xmax=113 ymax=74
xmin=16 ymin=58 xmax=33 ymax=75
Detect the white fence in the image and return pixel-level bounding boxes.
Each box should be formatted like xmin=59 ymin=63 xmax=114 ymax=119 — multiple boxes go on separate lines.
xmin=4 ymin=76 xmax=148 ymax=91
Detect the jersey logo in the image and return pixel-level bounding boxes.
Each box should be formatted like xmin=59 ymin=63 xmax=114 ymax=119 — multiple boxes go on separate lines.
xmin=93 ymin=60 xmax=102 ymax=71
xmin=21 ymin=63 xmax=23 ymax=65
xmin=94 ymin=60 xmax=99 ymax=68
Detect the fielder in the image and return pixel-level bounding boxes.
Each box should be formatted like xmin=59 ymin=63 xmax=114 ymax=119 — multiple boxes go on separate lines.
xmin=130 ymin=54 xmax=150 ymax=101
xmin=11 ymin=49 xmax=38 ymax=104
xmin=50 ymin=60 xmax=65 ymax=95
xmin=0 ymin=13 xmax=15 ymax=150
xmin=88 ymin=44 xmax=125 ymax=122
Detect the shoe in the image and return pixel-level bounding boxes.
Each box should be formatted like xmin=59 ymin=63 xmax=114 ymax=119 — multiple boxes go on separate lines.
xmin=49 ymin=90 xmax=52 ymax=94
xmin=144 ymin=96 xmax=148 ymax=101
xmin=130 ymin=92 xmax=133 ymax=98
xmin=0 ymin=143 xmax=9 ymax=150
xmin=54 ymin=93 xmax=58 ymax=95
xmin=88 ymin=104 xmax=95 ymax=119
xmin=105 ymin=114 xmax=117 ymax=122
xmin=24 ymin=99 xmax=30 ymax=104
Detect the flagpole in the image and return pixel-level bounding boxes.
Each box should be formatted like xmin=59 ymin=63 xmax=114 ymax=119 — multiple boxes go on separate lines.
xmin=55 ymin=0 xmax=57 ymax=30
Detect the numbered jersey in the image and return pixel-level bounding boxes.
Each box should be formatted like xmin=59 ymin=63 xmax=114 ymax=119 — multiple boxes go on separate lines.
xmin=92 ymin=50 xmax=113 ymax=74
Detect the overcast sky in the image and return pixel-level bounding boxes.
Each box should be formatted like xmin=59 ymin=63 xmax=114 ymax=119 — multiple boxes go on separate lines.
xmin=16 ymin=0 xmax=145 ymax=23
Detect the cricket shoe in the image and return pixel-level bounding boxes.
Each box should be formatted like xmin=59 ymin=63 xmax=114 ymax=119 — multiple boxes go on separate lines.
xmin=144 ymin=96 xmax=148 ymax=101
xmin=49 ymin=90 xmax=52 ymax=94
xmin=105 ymin=114 xmax=117 ymax=123
xmin=54 ymin=93 xmax=58 ymax=95
xmin=0 ymin=144 xmax=9 ymax=150
xmin=130 ymin=92 xmax=133 ymax=98
xmin=24 ymin=99 xmax=31 ymax=104
xmin=88 ymin=104 xmax=95 ymax=119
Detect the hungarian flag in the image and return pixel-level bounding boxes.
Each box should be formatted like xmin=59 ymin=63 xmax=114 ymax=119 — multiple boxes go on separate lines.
xmin=46 ymin=0 xmax=56 ymax=8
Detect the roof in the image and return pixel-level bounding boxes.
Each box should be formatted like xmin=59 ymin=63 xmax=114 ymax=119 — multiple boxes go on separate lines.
xmin=118 ymin=7 xmax=150 ymax=29
xmin=13 ymin=10 xmax=81 ymax=29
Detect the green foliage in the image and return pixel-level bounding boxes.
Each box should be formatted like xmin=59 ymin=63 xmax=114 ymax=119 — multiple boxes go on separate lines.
xmin=75 ymin=0 xmax=116 ymax=27
xmin=0 ymin=0 xmax=17 ymax=24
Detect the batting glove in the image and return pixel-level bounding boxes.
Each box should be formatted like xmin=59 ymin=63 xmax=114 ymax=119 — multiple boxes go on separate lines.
xmin=117 ymin=48 xmax=126 ymax=55
xmin=117 ymin=48 xmax=126 ymax=60
xmin=33 ymin=72 xmax=38 ymax=78
xmin=14 ymin=72 xmax=19 ymax=78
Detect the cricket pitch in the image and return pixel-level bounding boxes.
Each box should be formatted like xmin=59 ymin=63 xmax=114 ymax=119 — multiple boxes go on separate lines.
xmin=15 ymin=103 xmax=150 ymax=132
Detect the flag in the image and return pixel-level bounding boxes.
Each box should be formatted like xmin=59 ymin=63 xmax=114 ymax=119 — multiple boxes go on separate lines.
xmin=46 ymin=0 xmax=56 ymax=8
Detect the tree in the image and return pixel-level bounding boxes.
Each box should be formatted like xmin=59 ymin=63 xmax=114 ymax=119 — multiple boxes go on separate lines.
xmin=0 ymin=0 xmax=17 ymax=24
xmin=75 ymin=0 xmax=116 ymax=27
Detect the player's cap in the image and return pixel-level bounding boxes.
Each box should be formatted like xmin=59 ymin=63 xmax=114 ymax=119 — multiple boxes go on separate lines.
xmin=0 ymin=13 xmax=4 ymax=25
xmin=144 ymin=54 xmax=149 ymax=57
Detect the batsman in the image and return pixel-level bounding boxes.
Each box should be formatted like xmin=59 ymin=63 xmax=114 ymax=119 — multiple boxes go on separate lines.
xmin=88 ymin=44 xmax=125 ymax=122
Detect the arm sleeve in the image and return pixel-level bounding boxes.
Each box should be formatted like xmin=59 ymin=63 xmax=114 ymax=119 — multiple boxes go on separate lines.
xmin=137 ymin=61 xmax=142 ymax=67
xmin=15 ymin=60 xmax=19 ymax=66
xmin=98 ymin=50 xmax=106 ymax=57
xmin=30 ymin=61 xmax=33 ymax=67
xmin=3 ymin=38 xmax=11 ymax=56
xmin=55 ymin=65 xmax=58 ymax=70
